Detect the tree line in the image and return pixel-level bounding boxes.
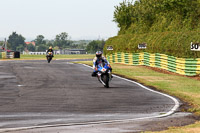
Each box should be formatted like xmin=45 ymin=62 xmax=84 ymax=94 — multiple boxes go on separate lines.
xmin=3 ymin=32 xmax=105 ymax=53
xmin=104 ymin=0 xmax=200 ymax=58
xmin=114 ymin=0 xmax=200 ymax=34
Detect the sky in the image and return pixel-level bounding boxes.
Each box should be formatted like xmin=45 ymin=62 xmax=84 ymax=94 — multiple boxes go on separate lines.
xmin=0 ymin=0 xmax=130 ymax=41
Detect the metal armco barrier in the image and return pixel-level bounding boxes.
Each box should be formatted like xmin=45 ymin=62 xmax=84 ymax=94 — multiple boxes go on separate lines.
xmin=107 ymin=52 xmax=200 ymax=76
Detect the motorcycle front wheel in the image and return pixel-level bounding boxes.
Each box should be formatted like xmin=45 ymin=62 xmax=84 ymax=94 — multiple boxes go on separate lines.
xmin=102 ymin=74 xmax=109 ymax=88
xmin=47 ymin=57 xmax=52 ymax=63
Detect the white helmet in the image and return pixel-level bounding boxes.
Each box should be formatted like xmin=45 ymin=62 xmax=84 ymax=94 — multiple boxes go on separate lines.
xmin=96 ymin=51 xmax=102 ymax=58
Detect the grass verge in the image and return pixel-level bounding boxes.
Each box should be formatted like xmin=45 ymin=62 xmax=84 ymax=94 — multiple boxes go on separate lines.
xmin=76 ymin=61 xmax=200 ymax=133
xmin=0 ymin=54 xmax=94 ymax=60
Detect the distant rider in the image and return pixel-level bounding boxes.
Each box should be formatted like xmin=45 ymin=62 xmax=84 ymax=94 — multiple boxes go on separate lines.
xmin=46 ymin=46 xmax=54 ymax=57
xmin=91 ymin=51 xmax=112 ymax=77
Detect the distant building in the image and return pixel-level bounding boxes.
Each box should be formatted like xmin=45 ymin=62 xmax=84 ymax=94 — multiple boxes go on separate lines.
xmin=25 ymin=42 xmax=36 ymax=46
xmin=60 ymin=49 xmax=86 ymax=54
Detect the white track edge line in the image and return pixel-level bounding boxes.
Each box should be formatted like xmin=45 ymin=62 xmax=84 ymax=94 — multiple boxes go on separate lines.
xmin=0 ymin=63 xmax=180 ymax=132
xmin=81 ymin=64 xmax=180 ymax=116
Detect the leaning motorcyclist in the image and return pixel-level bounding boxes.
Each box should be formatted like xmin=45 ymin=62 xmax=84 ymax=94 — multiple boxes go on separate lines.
xmin=91 ymin=51 xmax=112 ymax=77
xmin=46 ymin=46 xmax=54 ymax=57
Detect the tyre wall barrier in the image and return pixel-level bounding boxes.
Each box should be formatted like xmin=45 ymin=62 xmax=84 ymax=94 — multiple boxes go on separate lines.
xmin=7 ymin=52 xmax=14 ymax=59
xmin=0 ymin=52 xmax=18 ymax=59
xmin=107 ymin=52 xmax=200 ymax=76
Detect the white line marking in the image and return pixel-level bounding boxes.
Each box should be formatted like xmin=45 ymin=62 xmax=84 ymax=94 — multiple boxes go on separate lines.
xmin=81 ymin=63 xmax=179 ymax=117
xmin=66 ymin=62 xmax=74 ymax=64
xmin=0 ymin=63 xmax=180 ymax=132
xmin=17 ymin=85 xmax=24 ymax=87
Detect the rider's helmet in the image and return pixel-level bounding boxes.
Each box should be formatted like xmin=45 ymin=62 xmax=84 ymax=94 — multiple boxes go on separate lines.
xmin=96 ymin=51 xmax=102 ymax=58
xmin=49 ymin=46 xmax=52 ymax=49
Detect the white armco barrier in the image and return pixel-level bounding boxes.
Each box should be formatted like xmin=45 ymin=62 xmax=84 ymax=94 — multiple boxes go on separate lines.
xmin=23 ymin=52 xmax=46 ymax=55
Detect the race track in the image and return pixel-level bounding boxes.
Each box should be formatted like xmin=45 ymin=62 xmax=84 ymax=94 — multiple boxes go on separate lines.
xmin=0 ymin=59 xmax=179 ymax=132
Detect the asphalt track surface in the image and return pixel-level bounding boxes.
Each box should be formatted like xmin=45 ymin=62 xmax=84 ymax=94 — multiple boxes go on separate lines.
xmin=0 ymin=59 xmax=179 ymax=132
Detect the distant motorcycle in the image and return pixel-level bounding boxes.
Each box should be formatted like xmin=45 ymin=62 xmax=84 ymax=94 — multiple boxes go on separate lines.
xmin=96 ymin=62 xmax=112 ymax=88
xmin=46 ymin=52 xmax=53 ymax=63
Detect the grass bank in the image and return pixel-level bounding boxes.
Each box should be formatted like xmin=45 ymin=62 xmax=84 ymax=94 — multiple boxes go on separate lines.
xmin=104 ymin=31 xmax=200 ymax=58
xmin=77 ymin=61 xmax=200 ymax=133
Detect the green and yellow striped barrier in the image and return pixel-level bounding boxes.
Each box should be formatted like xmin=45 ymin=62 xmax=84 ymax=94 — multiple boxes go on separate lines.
xmin=0 ymin=52 xmax=6 ymax=59
xmin=107 ymin=52 xmax=200 ymax=76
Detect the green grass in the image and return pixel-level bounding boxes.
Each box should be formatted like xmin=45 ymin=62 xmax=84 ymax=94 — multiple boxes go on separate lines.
xmin=16 ymin=54 xmax=94 ymax=60
xmin=76 ymin=61 xmax=200 ymax=133
xmin=146 ymin=121 xmax=200 ymax=133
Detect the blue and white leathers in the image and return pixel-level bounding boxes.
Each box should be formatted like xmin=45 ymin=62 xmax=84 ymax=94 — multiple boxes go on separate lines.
xmin=93 ymin=56 xmax=110 ymax=72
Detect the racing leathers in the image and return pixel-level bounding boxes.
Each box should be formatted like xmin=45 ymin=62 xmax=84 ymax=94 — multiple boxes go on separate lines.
xmin=46 ymin=49 xmax=54 ymax=57
xmin=91 ymin=56 xmax=112 ymax=77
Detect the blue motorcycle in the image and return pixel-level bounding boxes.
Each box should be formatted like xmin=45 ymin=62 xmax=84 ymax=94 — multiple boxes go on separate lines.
xmin=96 ymin=63 xmax=112 ymax=88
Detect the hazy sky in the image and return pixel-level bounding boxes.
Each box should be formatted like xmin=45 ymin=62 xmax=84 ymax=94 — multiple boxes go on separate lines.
xmin=0 ymin=0 xmax=130 ymax=40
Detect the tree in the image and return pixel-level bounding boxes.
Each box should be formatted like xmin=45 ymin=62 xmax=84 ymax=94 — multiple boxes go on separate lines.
xmin=0 ymin=41 xmax=3 ymax=46
xmin=34 ymin=35 xmax=46 ymax=46
xmin=7 ymin=32 xmax=25 ymax=51
xmin=54 ymin=32 xmax=71 ymax=49
xmin=16 ymin=45 xmax=25 ymax=52
xmin=0 ymin=41 xmax=11 ymax=50
xmin=37 ymin=44 xmax=47 ymax=52
xmin=46 ymin=40 xmax=54 ymax=48
xmin=0 ymin=41 xmax=4 ymax=51
xmin=27 ymin=44 xmax=36 ymax=52
xmin=114 ymin=1 xmax=134 ymax=28
xmin=113 ymin=0 xmax=200 ymax=34
xmin=86 ymin=40 xmax=105 ymax=54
